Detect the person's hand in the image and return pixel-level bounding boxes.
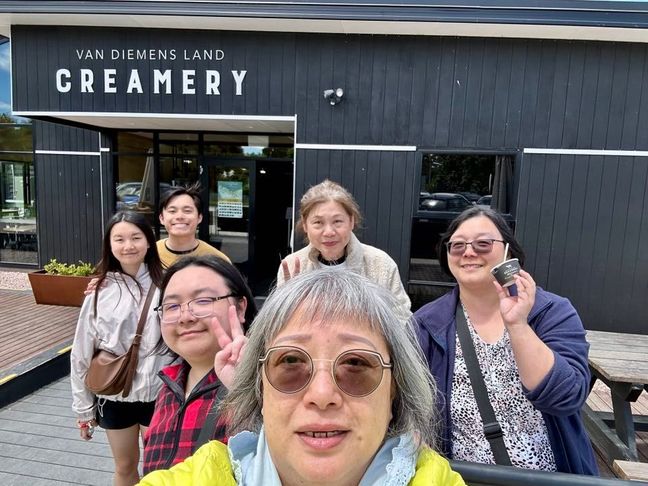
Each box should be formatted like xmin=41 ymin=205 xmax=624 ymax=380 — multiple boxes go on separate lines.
xmin=211 ymin=305 xmax=247 ymax=389
xmin=83 ymin=277 xmax=100 ymax=296
xmin=281 ymin=257 xmax=301 ymax=282
xmin=494 ymin=269 xmax=536 ymax=329
xmin=77 ymin=419 xmax=97 ymax=441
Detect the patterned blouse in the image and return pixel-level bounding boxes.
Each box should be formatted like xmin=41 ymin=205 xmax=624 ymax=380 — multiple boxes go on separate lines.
xmin=450 ymin=309 xmax=557 ymax=471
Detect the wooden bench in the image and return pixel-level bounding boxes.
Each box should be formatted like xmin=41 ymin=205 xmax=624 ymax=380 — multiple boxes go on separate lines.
xmin=613 ymin=460 xmax=648 ymax=482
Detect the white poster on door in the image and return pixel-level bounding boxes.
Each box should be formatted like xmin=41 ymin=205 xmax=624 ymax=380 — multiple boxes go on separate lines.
xmin=217 ymin=181 xmax=243 ymax=218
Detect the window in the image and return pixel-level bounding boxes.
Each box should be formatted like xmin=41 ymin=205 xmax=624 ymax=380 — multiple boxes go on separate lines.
xmin=408 ymin=153 xmax=516 ymax=310
xmin=114 ymin=131 xmax=295 ymax=238
xmin=0 ymin=125 xmax=36 ymax=265
xmin=0 ymin=41 xmax=37 ymax=265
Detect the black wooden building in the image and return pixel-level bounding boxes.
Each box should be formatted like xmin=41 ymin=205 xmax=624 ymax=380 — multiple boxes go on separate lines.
xmin=1 ymin=1 xmax=648 ymax=333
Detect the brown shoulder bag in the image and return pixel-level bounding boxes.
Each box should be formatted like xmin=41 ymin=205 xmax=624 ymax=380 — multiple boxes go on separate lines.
xmin=84 ymin=287 xmax=156 ymax=397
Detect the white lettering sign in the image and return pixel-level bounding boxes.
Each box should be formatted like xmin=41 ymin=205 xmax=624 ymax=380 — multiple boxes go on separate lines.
xmin=56 ymin=69 xmax=71 ymax=92
xmin=104 ymin=69 xmax=117 ymax=93
xmin=232 ymin=70 xmax=247 ymax=96
xmin=56 ymin=47 xmax=246 ymax=96
xmin=126 ymin=70 xmax=143 ymax=94
xmin=154 ymin=70 xmax=172 ymax=95
xmin=80 ymin=69 xmax=94 ymax=93
xmin=55 ymin=68 xmax=246 ymax=96
xmin=182 ymin=70 xmax=196 ymax=94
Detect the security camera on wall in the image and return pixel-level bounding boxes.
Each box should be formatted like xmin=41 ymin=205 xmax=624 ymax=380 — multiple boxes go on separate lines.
xmin=323 ymin=88 xmax=344 ymax=105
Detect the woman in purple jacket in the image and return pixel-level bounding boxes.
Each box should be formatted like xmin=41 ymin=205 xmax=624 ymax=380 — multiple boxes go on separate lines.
xmin=414 ymin=206 xmax=597 ymax=475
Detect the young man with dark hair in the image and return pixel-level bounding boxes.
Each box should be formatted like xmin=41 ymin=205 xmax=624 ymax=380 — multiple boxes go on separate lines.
xmin=157 ymin=183 xmax=230 ymax=268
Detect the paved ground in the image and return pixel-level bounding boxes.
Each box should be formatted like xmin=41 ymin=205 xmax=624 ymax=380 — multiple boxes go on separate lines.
xmin=0 ymin=270 xmax=31 ymax=291
xmin=0 ymin=377 xmax=115 ymax=485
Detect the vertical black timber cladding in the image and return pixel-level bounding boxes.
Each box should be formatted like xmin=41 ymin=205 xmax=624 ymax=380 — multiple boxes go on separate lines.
xmin=11 ymin=25 xmax=648 ymax=333
xmin=9 ymin=26 xmax=648 ymax=151
xmin=11 ymin=26 xmax=296 ymax=116
xmin=294 ymin=149 xmax=416 ymax=282
xmin=516 ymin=153 xmax=648 ymax=334
xmin=33 ymin=121 xmax=104 ymax=266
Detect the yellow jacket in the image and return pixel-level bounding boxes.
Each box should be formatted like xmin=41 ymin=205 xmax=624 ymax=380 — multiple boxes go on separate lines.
xmin=139 ymin=440 xmax=466 ymax=485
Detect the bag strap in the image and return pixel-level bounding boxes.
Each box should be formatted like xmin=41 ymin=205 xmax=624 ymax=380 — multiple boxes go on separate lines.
xmin=135 ymin=286 xmax=156 ymax=342
xmin=194 ymin=380 xmax=228 ymax=450
xmin=121 ymin=286 xmax=157 ymax=397
xmin=455 ymin=303 xmax=512 ymax=466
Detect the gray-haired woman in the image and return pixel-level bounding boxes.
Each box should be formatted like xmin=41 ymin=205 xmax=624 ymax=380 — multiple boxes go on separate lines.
xmin=139 ymin=268 xmax=465 ymax=485
xmin=278 ymin=179 xmax=411 ymax=314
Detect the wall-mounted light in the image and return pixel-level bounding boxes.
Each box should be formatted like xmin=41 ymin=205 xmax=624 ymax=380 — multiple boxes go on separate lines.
xmin=323 ymin=88 xmax=344 ymax=105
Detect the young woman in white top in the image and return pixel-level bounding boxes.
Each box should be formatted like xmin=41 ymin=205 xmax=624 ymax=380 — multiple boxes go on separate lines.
xmin=70 ymin=211 xmax=170 ymax=486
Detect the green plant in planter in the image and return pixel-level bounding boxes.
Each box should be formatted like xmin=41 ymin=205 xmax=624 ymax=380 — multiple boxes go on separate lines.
xmin=43 ymin=258 xmax=94 ymax=276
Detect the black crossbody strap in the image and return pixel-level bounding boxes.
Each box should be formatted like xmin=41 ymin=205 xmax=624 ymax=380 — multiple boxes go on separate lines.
xmin=194 ymin=380 xmax=228 ymax=450
xmin=455 ymin=304 xmax=512 ymax=466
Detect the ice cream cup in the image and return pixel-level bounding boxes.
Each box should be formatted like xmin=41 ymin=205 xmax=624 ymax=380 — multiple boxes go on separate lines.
xmin=490 ymin=258 xmax=520 ymax=287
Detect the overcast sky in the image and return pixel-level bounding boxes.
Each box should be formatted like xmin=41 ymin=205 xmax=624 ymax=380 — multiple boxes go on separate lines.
xmin=0 ymin=43 xmax=11 ymax=113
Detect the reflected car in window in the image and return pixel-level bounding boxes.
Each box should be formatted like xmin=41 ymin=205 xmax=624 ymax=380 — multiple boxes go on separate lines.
xmin=458 ymin=191 xmax=482 ymax=203
xmin=418 ymin=192 xmax=473 ymax=212
xmin=412 ymin=192 xmax=512 ymax=260
xmin=116 ymin=182 xmax=174 ymax=210
xmin=476 ymin=195 xmax=492 ymax=208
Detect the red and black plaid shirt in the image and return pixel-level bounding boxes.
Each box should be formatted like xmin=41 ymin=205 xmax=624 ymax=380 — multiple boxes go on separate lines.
xmin=142 ymin=362 xmax=227 ymax=474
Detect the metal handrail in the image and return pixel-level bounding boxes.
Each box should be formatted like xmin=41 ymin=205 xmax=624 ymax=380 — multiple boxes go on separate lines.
xmin=451 ymin=460 xmax=642 ymax=486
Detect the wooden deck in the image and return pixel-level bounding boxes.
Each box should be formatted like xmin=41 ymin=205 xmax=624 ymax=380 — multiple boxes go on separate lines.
xmin=0 ymin=289 xmax=80 ymax=376
xmin=0 ymin=287 xmax=646 ymax=482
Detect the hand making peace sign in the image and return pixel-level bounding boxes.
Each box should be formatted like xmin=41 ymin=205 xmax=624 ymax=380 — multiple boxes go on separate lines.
xmin=211 ymin=304 xmax=248 ymax=389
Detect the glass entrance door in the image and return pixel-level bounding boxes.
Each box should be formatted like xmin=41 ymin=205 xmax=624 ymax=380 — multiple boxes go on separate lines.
xmin=202 ymin=158 xmax=293 ymax=295
xmin=203 ymin=159 xmax=253 ymax=275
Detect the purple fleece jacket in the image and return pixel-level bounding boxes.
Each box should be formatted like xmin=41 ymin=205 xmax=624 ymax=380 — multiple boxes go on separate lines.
xmin=414 ymin=286 xmax=598 ymax=475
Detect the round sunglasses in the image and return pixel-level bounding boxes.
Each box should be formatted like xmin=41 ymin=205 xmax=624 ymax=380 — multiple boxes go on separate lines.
xmin=259 ymin=346 xmax=392 ymax=397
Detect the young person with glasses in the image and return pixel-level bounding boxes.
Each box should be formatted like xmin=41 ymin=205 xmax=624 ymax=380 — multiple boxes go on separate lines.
xmin=142 ymin=255 xmax=257 ymax=474
xmin=140 ymin=269 xmax=465 ymax=485
xmin=414 ymin=206 xmax=597 ymax=475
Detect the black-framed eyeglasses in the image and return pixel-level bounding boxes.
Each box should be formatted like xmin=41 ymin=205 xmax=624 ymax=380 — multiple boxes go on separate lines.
xmin=155 ymin=295 xmax=237 ymax=324
xmin=445 ymin=239 xmax=506 ymax=256
xmin=259 ymin=346 xmax=392 ymax=397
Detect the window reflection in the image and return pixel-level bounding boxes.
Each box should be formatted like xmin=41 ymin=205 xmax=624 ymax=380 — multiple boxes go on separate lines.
xmin=114 ymin=131 xmax=295 ymax=239
xmin=408 ymin=153 xmax=514 ymax=310
xmin=0 ymin=40 xmax=37 ymax=264
xmin=0 ymin=154 xmax=37 ymax=264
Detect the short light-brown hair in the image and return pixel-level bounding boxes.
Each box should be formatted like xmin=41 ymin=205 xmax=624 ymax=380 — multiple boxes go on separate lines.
xmin=298 ymin=180 xmax=363 ymax=236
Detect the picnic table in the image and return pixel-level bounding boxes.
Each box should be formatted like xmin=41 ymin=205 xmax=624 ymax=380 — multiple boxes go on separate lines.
xmin=584 ymin=330 xmax=648 ymax=465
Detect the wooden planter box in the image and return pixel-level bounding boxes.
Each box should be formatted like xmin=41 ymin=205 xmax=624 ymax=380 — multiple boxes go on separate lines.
xmin=28 ymin=270 xmax=92 ymax=307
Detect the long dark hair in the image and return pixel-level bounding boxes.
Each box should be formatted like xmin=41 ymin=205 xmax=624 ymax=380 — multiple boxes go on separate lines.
xmin=155 ymin=255 xmax=258 ymax=354
xmin=93 ymin=211 xmax=164 ymax=312
xmin=437 ymin=206 xmax=525 ymax=277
